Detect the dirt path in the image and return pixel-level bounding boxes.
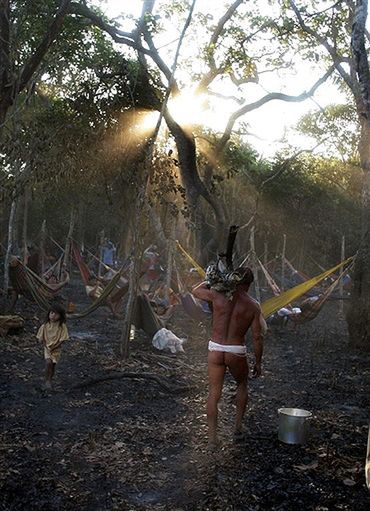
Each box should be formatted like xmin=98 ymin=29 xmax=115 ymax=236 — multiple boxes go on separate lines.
xmin=0 ymin=293 xmax=369 ymax=510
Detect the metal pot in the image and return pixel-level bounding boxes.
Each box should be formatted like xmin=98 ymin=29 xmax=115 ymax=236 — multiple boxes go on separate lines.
xmin=278 ymin=407 xmax=312 ymax=444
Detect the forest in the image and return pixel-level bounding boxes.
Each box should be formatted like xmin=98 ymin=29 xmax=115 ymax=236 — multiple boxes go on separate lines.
xmin=0 ymin=1 xmax=369 ymax=510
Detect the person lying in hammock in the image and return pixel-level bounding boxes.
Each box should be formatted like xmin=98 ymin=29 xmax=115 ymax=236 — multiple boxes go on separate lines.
xmin=267 ymin=306 xmax=301 ymax=327
xmin=299 ymin=294 xmax=323 ymax=315
xmin=269 ymin=294 xmax=323 ymax=327
xmin=85 ymin=273 xmax=129 ymax=317
xmin=85 ymin=277 xmax=105 ymax=301
xmin=43 ymin=264 xmax=70 ymax=288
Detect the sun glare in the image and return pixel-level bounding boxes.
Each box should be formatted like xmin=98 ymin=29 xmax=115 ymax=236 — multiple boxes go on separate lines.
xmin=136 ymin=91 xmax=234 ymax=137
xmin=168 ymin=91 xmax=207 ymax=127
xmin=137 ymin=110 xmax=160 ymax=134
xmin=167 ymin=90 xmax=237 ymax=133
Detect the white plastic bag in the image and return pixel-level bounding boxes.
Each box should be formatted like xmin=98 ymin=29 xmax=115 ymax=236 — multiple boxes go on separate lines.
xmin=152 ymin=328 xmax=185 ymax=354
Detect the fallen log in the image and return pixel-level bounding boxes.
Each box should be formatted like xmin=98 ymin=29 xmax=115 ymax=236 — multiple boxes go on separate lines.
xmin=69 ymin=371 xmax=191 ymax=394
xmin=0 ymin=315 xmax=25 ymax=336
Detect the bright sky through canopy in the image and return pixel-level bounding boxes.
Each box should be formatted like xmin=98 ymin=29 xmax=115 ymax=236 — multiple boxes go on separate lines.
xmin=95 ymin=0 xmax=349 ymax=157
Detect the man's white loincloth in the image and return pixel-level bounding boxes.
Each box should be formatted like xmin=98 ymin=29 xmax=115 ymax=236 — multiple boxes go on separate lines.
xmin=208 ymin=340 xmax=246 ymax=354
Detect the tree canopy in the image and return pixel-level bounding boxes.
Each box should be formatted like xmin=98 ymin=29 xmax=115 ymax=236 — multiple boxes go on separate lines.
xmin=1 ymin=0 xmax=370 ymax=348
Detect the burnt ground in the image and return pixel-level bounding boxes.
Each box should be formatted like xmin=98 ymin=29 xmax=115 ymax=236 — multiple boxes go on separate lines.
xmin=0 ymin=279 xmax=369 ymax=511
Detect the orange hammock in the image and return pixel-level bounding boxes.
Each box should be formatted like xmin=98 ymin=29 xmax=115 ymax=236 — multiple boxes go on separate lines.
xmin=72 ymin=242 xmax=93 ymax=285
xmin=71 ymin=241 xmax=131 ymax=317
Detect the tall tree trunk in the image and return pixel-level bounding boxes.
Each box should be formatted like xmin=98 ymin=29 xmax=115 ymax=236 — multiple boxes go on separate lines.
xmin=98 ymin=229 xmax=105 ymax=277
xmin=347 ymin=0 xmax=370 ymax=350
xmin=21 ymin=186 xmax=30 ymax=264
xmin=146 ymin=202 xmax=167 ymax=249
xmin=339 ymin=235 xmax=345 ymax=316
xmin=164 ymin=110 xmax=227 ymax=260
xmin=347 ymin=118 xmax=370 ymax=349
xmin=250 ymin=226 xmax=260 ymax=302
xmin=119 ymin=223 xmax=130 ymax=259
xmin=119 ymin=209 xmax=141 ymax=359
xmin=347 ymin=225 xmax=370 ymax=349
xmin=119 ymin=0 xmax=197 ymax=358
xmin=40 ymin=219 xmax=46 ymax=276
xmin=281 ymin=234 xmax=287 ymax=292
xmin=165 ymin=219 xmax=176 ymax=301
xmin=63 ymin=208 xmax=76 ymax=269
xmin=4 ymin=199 xmax=17 ymax=292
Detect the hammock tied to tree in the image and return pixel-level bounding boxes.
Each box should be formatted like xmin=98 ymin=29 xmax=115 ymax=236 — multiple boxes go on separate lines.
xmin=261 ymin=257 xmax=353 ymax=319
xmin=9 ymin=255 xmax=124 ymax=319
xmin=175 ymin=241 xmax=353 ymax=320
xmin=9 ymin=257 xmax=70 ymax=311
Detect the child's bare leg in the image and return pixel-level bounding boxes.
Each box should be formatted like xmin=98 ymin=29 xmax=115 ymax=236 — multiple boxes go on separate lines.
xmin=45 ymin=359 xmax=55 ymax=388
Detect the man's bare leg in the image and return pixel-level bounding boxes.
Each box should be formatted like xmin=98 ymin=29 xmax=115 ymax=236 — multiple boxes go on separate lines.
xmin=226 ymin=353 xmax=248 ymax=435
xmin=235 ymin=380 xmax=248 ymax=433
xmin=207 ymin=351 xmax=226 ymax=444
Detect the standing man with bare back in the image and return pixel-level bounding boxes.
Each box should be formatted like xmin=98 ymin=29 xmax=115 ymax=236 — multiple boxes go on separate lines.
xmin=192 ymin=267 xmax=265 ymax=444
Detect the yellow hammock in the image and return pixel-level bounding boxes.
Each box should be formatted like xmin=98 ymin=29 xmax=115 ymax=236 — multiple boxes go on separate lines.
xmin=261 ymin=257 xmax=353 ymax=318
xmin=176 ymin=241 xmax=206 ymax=278
xmin=176 ymin=241 xmax=352 ymax=319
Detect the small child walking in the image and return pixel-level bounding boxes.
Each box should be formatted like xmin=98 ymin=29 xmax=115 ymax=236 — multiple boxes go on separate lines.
xmin=37 ymin=303 xmax=69 ymax=389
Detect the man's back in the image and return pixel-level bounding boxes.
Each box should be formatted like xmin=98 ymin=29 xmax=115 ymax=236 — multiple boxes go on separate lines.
xmin=210 ymin=288 xmax=260 ymax=344
xmin=193 ymin=281 xmax=262 ymax=346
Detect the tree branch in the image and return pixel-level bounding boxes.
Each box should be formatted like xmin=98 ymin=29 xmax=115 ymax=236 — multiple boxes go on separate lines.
xmin=251 ymin=143 xmax=328 ymax=219
xmin=289 ymin=0 xmax=354 ymax=89
xmin=217 ymin=65 xmax=335 ymax=151
xmin=69 ymin=1 xmax=179 ymax=92
xmin=208 ymin=89 xmax=244 ymax=104
xmin=305 ymin=1 xmax=343 ymax=18
xmin=229 ymin=70 xmax=259 ymax=86
xmin=259 ymin=145 xmax=322 ymax=191
xmin=196 ymin=0 xmax=245 ymax=92
xmin=70 ymin=372 xmax=191 ymax=394
xmin=18 ymin=0 xmax=73 ymax=92
xmin=68 ymin=2 xmax=153 ymax=55
xmin=140 ymin=21 xmax=180 ymax=92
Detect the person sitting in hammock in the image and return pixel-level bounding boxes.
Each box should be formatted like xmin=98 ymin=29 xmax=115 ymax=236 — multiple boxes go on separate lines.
xmin=150 ymin=277 xmax=180 ymax=317
xmin=44 ymin=263 xmax=69 ymax=288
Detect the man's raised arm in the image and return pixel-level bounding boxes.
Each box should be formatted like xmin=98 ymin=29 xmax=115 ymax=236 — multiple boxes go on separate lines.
xmin=192 ymin=281 xmax=213 ymax=301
